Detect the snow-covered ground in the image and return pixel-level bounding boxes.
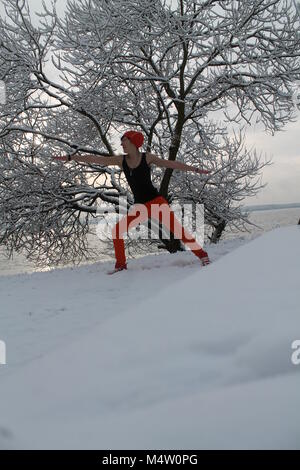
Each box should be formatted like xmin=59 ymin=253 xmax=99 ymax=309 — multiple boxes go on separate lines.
xmin=0 ymin=226 xmax=299 ymax=449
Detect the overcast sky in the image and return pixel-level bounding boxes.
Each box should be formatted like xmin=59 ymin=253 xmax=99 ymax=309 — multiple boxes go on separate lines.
xmin=2 ymin=0 xmax=300 ymax=205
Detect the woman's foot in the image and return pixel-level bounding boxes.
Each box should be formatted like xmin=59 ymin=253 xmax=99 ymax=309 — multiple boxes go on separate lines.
xmin=200 ymin=255 xmax=210 ymax=266
xmin=107 ymin=264 xmax=127 ymax=275
xmin=194 ymin=249 xmax=210 ymax=266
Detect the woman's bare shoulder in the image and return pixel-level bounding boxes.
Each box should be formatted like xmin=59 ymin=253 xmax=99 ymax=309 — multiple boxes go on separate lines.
xmin=145 ymin=151 xmax=156 ymax=165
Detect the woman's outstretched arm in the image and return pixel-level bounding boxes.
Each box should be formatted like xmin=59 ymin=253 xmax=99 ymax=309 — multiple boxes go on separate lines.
xmin=147 ymin=153 xmax=211 ymax=174
xmin=53 ymin=153 xmax=123 ymax=166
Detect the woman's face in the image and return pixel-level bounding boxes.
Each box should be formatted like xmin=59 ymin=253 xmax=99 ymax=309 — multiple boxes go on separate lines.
xmin=121 ymin=136 xmax=133 ymax=153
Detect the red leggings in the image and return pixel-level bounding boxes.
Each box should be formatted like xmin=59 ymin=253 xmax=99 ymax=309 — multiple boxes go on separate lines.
xmin=112 ymin=195 xmax=207 ymax=268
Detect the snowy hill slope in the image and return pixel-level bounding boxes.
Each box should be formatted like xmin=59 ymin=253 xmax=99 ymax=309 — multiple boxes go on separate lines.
xmin=0 ymin=227 xmax=299 ymax=449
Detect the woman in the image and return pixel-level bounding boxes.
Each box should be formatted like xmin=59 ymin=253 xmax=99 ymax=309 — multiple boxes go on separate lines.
xmin=54 ymin=130 xmax=211 ymax=274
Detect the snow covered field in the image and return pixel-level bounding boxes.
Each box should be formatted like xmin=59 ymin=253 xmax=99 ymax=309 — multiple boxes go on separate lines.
xmin=0 ymin=226 xmax=299 ymax=449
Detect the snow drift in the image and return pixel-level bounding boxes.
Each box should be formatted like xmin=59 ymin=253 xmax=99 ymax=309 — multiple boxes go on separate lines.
xmin=0 ymin=226 xmax=299 ymax=449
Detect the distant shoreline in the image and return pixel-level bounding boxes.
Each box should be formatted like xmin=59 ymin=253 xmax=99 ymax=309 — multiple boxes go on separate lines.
xmin=243 ymin=202 xmax=300 ymax=212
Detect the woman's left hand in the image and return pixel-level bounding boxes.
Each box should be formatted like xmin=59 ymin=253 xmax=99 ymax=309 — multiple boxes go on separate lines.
xmin=192 ymin=167 xmax=211 ymax=174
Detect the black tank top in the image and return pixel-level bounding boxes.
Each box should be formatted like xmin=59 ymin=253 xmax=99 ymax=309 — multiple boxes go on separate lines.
xmin=122 ymin=152 xmax=159 ymax=204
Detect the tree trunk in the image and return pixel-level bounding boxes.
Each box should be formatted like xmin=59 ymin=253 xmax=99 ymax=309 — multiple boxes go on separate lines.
xmin=158 ymin=112 xmax=186 ymax=253
xmin=158 ymin=232 xmax=183 ymax=253
xmin=149 ymin=191 xmax=183 ymax=253
xmin=210 ymin=219 xmax=226 ymax=244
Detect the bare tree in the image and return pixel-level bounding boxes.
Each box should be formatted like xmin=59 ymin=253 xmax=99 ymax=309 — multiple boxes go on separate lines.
xmin=0 ymin=0 xmax=299 ymax=265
